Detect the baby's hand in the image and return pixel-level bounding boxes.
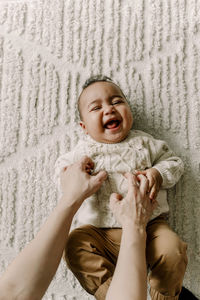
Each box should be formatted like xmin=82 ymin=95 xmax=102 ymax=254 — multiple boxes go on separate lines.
xmin=135 ymin=168 xmax=163 ymax=201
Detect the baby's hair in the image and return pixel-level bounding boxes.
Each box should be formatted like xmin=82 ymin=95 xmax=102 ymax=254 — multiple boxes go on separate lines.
xmin=78 ymin=75 xmax=126 ymax=120
xmin=82 ymin=75 xmax=114 ymax=89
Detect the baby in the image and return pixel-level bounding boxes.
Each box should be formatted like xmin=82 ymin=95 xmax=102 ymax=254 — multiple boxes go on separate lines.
xmin=55 ymin=76 xmax=188 ymax=300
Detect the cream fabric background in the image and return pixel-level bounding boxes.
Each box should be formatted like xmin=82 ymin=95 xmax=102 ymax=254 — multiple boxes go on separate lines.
xmin=0 ymin=0 xmax=199 ymax=299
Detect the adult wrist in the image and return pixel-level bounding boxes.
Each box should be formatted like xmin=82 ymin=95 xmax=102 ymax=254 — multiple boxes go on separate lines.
xmin=121 ymin=226 xmax=147 ymax=250
xmin=122 ymin=222 xmax=147 ymax=239
xmin=58 ymin=194 xmax=84 ymax=214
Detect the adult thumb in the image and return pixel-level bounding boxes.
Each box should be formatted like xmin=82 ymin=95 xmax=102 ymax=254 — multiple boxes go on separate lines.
xmin=91 ymin=170 xmax=107 ymax=187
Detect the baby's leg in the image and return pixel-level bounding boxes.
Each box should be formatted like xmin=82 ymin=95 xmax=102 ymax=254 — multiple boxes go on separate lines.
xmin=146 ymin=215 xmax=188 ymax=300
xmin=64 ymin=225 xmax=122 ymax=300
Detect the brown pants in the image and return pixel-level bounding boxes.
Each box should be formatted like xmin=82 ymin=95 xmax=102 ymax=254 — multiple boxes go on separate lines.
xmin=65 ymin=216 xmax=188 ymax=300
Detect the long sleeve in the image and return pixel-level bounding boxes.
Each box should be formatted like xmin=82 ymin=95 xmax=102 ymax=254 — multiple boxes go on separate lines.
xmin=146 ymin=136 xmax=184 ymax=188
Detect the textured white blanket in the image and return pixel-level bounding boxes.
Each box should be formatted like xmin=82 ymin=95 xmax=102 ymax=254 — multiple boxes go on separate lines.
xmin=0 ymin=0 xmax=199 ymax=299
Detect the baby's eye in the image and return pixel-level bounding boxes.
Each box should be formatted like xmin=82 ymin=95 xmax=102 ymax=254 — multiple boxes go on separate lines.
xmin=112 ymin=99 xmax=124 ymax=105
xmin=91 ymin=106 xmax=101 ymax=111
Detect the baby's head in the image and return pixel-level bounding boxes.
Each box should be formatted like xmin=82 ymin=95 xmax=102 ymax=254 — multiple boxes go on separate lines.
xmin=78 ymin=75 xmax=133 ymax=144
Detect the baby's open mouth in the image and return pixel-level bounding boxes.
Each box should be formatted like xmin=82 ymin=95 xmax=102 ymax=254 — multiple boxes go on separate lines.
xmin=104 ymin=119 xmax=121 ymax=129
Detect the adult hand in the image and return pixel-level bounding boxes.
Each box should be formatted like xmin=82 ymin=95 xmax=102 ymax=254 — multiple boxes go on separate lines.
xmin=0 ymin=156 xmax=107 ymax=300
xmin=109 ymin=173 xmax=157 ymax=230
xmin=135 ymin=168 xmax=163 ymax=201
xmin=60 ymin=156 xmax=107 ymax=207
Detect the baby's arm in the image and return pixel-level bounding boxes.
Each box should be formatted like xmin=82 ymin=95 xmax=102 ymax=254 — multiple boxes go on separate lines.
xmin=145 ymin=137 xmax=184 ymax=189
xmin=152 ymin=141 xmax=184 ymax=188
xmin=135 ymin=134 xmax=184 ymax=200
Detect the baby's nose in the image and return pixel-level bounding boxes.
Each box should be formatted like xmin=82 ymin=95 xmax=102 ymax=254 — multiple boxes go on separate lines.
xmin=104 ymin=104 xmax=115 ymax=114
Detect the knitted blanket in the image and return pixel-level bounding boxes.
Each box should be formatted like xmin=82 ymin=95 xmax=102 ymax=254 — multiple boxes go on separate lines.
xmin=0 ymin=1 xmax=199 ymax=299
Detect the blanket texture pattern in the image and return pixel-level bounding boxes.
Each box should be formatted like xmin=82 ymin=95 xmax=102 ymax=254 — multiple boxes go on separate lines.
xmin=0 ymin=0 xmax=199 ymax=299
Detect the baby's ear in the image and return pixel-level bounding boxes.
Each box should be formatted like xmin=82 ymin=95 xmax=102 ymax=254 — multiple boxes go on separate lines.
xmin=80 ymin=121 xmax=88 ymax=134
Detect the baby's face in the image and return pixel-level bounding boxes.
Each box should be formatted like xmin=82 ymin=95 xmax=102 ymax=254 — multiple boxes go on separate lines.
xmin=79 ymin=81 xmax=133 ymax=143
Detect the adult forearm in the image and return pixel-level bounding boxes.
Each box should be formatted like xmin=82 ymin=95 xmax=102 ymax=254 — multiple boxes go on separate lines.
xmin=106 ymin=226 xmax=147 ymax=300
xmin=0 ymin=195 xmax=79 ymax=300
xmin=0 ymin=157 xmax=107 ymax=300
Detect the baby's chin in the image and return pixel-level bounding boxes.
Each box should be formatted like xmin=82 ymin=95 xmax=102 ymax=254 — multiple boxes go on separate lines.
xmin=92 ymin=131 xmax=130 ymax=144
